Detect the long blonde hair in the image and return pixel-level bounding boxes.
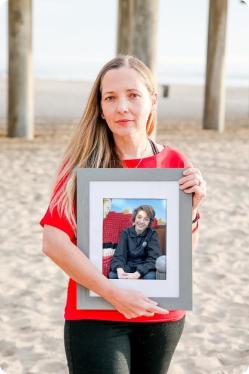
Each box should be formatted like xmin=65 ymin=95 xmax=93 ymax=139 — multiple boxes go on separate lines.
xmin=49 ymin=55 xmax=157 ymax=232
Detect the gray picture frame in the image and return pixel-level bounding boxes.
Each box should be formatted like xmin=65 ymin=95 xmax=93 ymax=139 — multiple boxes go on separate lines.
xmin=77 ymin=168 xmax=192 ymax=310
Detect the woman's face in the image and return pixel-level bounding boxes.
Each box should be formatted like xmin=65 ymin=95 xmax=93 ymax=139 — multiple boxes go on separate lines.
xmin=134 ymin=210 xmax=150 ymax=233
xmin=100 ymin=67 xmax=156 ymax=138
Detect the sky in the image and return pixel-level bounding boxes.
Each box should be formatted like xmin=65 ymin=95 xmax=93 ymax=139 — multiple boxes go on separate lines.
xmin=0 ymin=0 xmax=248 ymax=85
xmin=111 ymin=198 xmax=167 ymax=222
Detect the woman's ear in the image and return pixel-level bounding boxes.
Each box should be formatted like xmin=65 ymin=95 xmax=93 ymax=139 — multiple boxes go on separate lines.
xmin=151 ymin=92 xmax=158 ymax=112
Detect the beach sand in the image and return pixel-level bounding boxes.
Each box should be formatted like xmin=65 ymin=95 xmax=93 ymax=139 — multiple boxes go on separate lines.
xmin=0 ymin=79 xmax=249 ymax=373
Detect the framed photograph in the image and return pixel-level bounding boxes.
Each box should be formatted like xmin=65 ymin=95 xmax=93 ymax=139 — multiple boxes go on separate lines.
xmin=77 ymin=168 xmax=192 ymax=310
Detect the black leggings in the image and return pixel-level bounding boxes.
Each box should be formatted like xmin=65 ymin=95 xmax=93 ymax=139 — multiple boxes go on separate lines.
xmin=64 ymin=317 xmax=185 ymax=374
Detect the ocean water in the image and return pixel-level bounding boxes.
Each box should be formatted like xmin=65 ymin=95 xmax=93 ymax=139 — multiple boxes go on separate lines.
xmin=0 ymin=0 xmax=248 ymax=86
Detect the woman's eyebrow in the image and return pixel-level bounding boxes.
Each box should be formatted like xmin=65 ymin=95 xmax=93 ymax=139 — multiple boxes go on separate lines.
xmin=127 ymin=88 xmax=141 ymax=92
xmin=103 ymin=91 xmax=115 ymax=95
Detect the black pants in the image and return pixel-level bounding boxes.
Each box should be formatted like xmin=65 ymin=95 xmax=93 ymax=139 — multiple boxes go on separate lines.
xmin=64 ymin=316 xmax=185 ymax=374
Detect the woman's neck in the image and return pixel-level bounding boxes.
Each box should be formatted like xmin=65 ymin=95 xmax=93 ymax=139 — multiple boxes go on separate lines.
xmin=114 ymin=133 xmax=152 ymax=160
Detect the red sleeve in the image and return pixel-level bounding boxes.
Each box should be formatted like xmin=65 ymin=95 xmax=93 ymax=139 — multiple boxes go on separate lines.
xmin=40 ymin=173 xmax=76 ymax=242
xmin=40 ymin=204 xmax=75 ymax=242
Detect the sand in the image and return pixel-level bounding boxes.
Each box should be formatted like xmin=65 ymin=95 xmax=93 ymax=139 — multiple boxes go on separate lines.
xmin=0 ymin=79 xmax=249 ymax=373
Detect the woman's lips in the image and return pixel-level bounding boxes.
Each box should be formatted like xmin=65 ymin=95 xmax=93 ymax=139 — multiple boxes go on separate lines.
xmin=116 ymin=119 xmax=133 ymax=125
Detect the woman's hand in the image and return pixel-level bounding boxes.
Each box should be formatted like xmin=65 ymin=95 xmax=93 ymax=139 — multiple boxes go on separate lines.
xmin=126 ymin=271 xmax=141 ymax=279
xmin=179 ymin=168 xmax=206 ymax=211
xmin=117 ymin=268 xmax=129 ymax=279
xmin=107 ymin=288 xmax=169 ymax=319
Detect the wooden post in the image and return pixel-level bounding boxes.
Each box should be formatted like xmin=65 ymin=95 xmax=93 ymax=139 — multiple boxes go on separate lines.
xmin=117 ymin=0 xmax=132 ymax=55
xmin=130 ymin=0 xmax=159 ymax=74
xmin=8 ymin=0 xmax=33 ymax=138
xmin=203 ymin=0 xmax=228 ymax=132
xmin=117 ymin=0 xmax=159 ymax=73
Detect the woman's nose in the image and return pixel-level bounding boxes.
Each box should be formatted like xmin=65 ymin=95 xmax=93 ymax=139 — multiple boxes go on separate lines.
xmin=116 ymin=99 xmax=128 ymax=113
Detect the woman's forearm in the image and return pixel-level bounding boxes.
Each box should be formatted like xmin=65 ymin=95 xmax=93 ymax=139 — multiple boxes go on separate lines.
xmin=42 ymin=225 xmax=118 ymax=302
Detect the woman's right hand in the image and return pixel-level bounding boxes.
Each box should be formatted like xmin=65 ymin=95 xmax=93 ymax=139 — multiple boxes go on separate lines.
xmin=107 ymin=287 xmax=169 ymax=319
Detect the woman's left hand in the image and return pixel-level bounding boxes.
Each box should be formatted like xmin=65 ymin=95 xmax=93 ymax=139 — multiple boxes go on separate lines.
xmin=179 ymin=168 xmax=206 ymax=211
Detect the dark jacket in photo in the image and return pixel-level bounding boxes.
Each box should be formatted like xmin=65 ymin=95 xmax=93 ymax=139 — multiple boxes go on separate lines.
xmin=110 ymin=226 xmax=161 ymax=277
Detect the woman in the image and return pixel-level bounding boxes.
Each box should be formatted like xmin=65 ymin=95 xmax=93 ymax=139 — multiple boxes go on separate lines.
xmin=109 ymin=205 xmax=161 ymax=280
xmin=40 ymin=55 xmax=206 ymax=374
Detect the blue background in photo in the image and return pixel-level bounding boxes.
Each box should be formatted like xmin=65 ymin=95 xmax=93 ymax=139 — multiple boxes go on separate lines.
xmin=111 ymin=198 xmax=167 ymax=223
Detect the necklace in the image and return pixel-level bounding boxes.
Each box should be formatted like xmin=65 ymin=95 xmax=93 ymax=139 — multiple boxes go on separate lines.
xmin=134 ymin=138 xmax=149 ymax=168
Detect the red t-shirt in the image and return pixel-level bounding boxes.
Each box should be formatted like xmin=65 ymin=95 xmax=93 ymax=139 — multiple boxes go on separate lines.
xmin=40 ymin=146 xmax=191 ymax=322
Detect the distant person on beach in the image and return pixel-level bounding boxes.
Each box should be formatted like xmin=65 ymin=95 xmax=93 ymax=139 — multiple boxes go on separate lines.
xmin=40 ymin=55 xmax=206 ymax=374
xmin=109 ymin=205 xmax=161 ymax=280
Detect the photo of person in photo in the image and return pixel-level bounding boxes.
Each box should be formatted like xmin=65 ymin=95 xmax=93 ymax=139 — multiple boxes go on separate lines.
xmin=109 ymin=205 xmax=161 ymax=280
